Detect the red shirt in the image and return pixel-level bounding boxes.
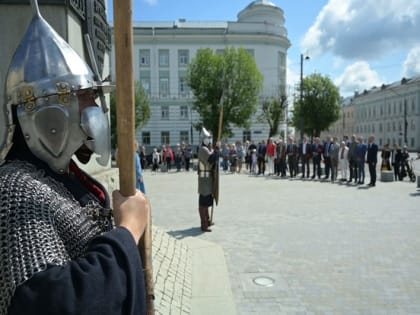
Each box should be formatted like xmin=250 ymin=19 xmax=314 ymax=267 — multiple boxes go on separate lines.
xmin=267 ymin=142 xmax=276 ymax=157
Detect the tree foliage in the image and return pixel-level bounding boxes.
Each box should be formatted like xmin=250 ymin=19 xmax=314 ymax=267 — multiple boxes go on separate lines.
xmin=257 ymin=96 xmax=287 ymax=138
xmin=187 ymin=47 xmax=263 ymax=140
xmin=110 ymin=81 xmax=151 ymax=148
xmin=292 ymin=73 xmax=341 ymax=139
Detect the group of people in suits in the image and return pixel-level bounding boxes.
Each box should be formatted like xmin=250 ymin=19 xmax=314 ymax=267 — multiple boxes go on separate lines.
xmin=245 ymin=134 xmax=380 ymax=187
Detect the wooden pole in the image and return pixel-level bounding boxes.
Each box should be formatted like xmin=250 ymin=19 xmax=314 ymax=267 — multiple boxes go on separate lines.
xmin=210 ymin=90 xmax=224 ymax=223
xmin=113 ymin=1 xmax=154 ymax=314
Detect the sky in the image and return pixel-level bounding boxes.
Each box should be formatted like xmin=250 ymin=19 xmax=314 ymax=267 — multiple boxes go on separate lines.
xmin=107 ymin=0 xmax=420 ymax=97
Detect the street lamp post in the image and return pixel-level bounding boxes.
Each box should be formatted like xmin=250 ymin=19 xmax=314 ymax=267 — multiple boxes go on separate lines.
xmin=190 ymin=105 xmax=194 ymax=147
xmin=299 ymin=53 xmax=310 ymax=143
xmin=280 ymin=94 xmax=287 ymax=140
xmin=403 ymin=99 xmax=408 ymax=145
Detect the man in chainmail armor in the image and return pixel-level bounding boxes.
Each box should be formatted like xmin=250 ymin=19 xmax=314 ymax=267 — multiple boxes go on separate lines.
xmin=0 ymin=1 xmax=148 ymax=314
xmin=197 ymin=127 xmax=220 ymax=232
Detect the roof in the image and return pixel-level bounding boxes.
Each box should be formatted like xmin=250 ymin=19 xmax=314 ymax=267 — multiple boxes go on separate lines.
xmin=245 ymin=0 xmax=277 ymax=9
xmin=132 ymin=20 xmax=228 ymax=29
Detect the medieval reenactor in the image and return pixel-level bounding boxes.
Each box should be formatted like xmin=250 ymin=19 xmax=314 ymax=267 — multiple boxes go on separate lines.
xmin=197 ymin=127 xmax=220 ymax=232
xmin=0 ymin=1 xmax=148 ymax=314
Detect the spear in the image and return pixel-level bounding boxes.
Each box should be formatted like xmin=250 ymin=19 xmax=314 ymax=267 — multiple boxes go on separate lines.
xmin=210 ymin=88 xmax=224 ymax=224
xmin=113 ymin=1 xmax=154 ymax=314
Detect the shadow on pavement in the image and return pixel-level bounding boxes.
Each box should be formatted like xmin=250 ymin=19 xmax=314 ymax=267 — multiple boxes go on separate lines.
xmin=167 ymin=227 xmax=203 ymax=239
xmin=409 ymin=189 xmax=420 ymax=197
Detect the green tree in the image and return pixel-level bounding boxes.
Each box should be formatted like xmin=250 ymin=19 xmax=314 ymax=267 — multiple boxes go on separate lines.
xmin=187 ymin=47 xmax=263 ymax=140
xmin=257 ymin=96 xmax=287 ymax=138
xmin=292 ymin=73 xmax=340 ymax=139
xmin=110 ymin=81 xmax=151 ymax=148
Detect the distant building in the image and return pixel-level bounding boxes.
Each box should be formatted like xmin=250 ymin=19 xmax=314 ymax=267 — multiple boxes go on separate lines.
xmin=322 ymin=77 xmax=420 ymax=151
xmin=110 ymin=0 xmax=290 ymax=151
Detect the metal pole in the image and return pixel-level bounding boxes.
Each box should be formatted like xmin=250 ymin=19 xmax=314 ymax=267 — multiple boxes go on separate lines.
xmin=404 ymin=99 xmax=408 ymax=145
xmin=190 ymin=106 xmax=193 ymax=145
xmin=299 ymin=54 xmax=304 ymax=143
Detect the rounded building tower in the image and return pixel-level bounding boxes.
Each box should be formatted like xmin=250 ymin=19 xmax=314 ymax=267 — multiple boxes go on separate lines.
xmin=237 ymin=0 xmax=287 ymax=36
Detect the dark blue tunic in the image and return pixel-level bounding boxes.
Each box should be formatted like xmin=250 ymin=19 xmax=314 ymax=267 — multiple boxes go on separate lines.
xmin=8 ymin=227 xmax=146 ymax=315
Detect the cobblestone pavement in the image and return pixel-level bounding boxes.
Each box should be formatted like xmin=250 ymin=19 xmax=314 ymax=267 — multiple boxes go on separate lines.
xmin=146 ymin=167 xmax=420 ymax=315
xmin=152 ymin=227 xmax=192 ymax=315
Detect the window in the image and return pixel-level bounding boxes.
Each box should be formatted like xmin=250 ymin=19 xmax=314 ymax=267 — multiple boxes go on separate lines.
xmin=159 ymin=78 xmax=169 ymax=97
xmin=161 ymin=131 xmax=170 ymax=145
xmin=178 ymin=72 xmax=189 ymax=96
xmin=161 ymin=106 xmax=169 ymax=120
xmin=139 ymin=70 xmax=151 ymax=97
xmin=412 ymin=119 xmax=416 ymax=131
xmin=379 ymin=123 xmax=383 ymax=132
xmin=140 ymin=78 xmax=151 ymax=96
xmin=180 ymin=131 xmax=189 ymax=144
xmin=142 ymin=132 xmax=151 ymax=145
xmin=179 ymin=77 xmax=187 ymax=94
xmin=379 ymin=138 xmax=382 ymax=146
xmin=159 ymin=70 xmax=169 ymax=98
xmin=139 ymin=49 xmax=150 ymax=66
xmin=178 ymin=49 xmax=189 ymax=66
xmin=246 ymin=49 xmax=255 ymax=58
xmin=158 ymin=49 xmax=169 ymax=67
xmin=411 ymin=138 xmax=415 ymax=147
xmin=180 ymin=105 xmax=188 ymax=120
xmin=243 ymin=130 xmax=251 ymax=143
xmin=412 ymin=99 xmax=415 ymax=113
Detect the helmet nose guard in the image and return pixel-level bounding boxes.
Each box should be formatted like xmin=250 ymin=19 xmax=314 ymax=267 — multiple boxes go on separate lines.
xmin=0 ymin=0 xmax=111 ymax=173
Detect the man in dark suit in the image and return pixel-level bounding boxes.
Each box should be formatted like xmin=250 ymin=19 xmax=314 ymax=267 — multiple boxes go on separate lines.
xmin=311 ymin=137 xmax=323 ymax=179
xmin=299 ymin=136 xmax=311 ymax=178
xmin=367 ymin=135 xmax=379 ymax=186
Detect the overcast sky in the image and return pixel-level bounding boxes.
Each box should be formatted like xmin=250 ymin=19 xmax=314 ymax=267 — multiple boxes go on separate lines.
xmin=107 ymin=0 xmax=420 ymax=97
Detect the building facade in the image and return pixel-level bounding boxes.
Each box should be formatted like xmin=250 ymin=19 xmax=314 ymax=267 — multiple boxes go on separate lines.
xmin=110 ymin=0 xmax=290 ymax=150
xmin=323 ymin=77 xmax=420 ymax=151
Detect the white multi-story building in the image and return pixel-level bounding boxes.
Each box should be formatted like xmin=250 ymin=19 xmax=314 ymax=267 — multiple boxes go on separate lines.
xmin=324 ymin=76 xmax=420 ymax=151
xmin=110 ymin=0 xmax=290 ymax=150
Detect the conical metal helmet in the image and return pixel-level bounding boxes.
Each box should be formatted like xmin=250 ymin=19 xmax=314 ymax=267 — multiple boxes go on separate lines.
xmin=200 ymin=127 xmax=212 ymax=146
xmin=0 ymin=0 xmax=112 ymax=173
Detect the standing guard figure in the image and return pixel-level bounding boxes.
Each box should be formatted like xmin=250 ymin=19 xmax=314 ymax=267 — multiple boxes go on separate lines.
xmin=197 ymin=127 xmax=219 ymax=232
xmin=0 ymin=1 xmax=148 ymax=314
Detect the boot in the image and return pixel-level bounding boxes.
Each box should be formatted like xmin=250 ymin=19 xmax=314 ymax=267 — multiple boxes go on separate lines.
xmin=199 ymin=207 xmax=211 ymax=232
xmin=206 ymin=208 xmax=214 ymax=226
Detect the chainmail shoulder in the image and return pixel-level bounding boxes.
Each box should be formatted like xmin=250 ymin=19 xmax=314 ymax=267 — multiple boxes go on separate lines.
xmin=0 ymin=160 xmax=113 ymax=315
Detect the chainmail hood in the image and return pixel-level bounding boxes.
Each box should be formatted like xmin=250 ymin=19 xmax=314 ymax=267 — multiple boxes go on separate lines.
xmin=0 ymin=160 xmax=113 ymax=314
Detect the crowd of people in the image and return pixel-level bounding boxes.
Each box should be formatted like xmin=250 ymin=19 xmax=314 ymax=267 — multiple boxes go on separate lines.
xmin=137 ymin=142 xmax=194 ymax=173
xmin=139 ymin=135 xmax=418 ymax=185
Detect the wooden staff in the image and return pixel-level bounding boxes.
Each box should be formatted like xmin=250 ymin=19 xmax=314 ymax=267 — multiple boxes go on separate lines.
xmin=210 ymin=89 xmax=225 ymax=223
xmin=113 ymin=1 xmax=154 ymax=314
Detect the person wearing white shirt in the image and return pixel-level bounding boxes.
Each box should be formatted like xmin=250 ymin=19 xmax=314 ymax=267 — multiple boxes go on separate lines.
xmin=338 ymin=141 xmax=349 ymax=181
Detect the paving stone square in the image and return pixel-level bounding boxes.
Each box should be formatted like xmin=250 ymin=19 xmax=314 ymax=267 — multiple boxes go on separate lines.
xmin=146 ymin=166 xmax=420 ymax=315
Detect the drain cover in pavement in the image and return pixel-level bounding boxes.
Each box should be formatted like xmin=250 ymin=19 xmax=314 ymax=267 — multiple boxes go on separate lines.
xmin=253 ymin=276 xmax=275 ymax=287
